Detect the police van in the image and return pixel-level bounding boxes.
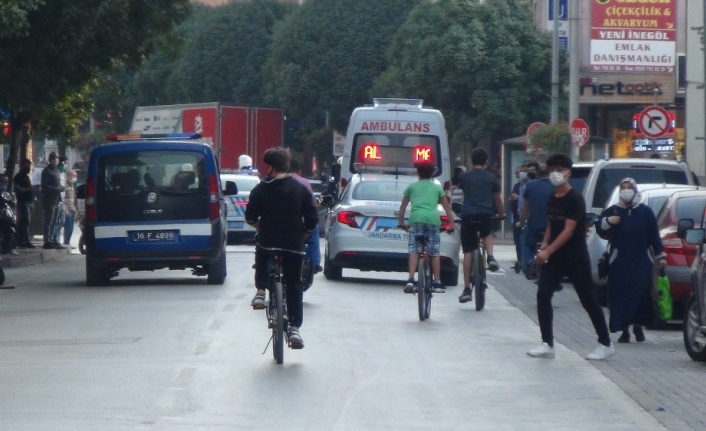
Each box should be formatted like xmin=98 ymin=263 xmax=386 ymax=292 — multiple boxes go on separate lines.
xmin=340 ymin=98 xmax=451 ymax=193
xmin=80 ymin=133 xmax=237 ymax=286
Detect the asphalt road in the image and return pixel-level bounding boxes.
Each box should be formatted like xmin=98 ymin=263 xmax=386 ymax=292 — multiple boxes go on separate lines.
xmin=0 ymin=244 xmax=668 ymax=430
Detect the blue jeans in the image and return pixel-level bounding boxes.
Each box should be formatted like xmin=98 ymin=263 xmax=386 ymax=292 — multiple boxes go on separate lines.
xmin=522 ymin=228 xmax=544 ymax=273
xmin=42 ymin=201 xmax=59 ymax=244
xmin=512 ymin=223 xmax=522 ymax=263
xmin=63 ymin=209 xmax=76 ymax=245
xmin=306 ymin=225 xmax=321 ymax=266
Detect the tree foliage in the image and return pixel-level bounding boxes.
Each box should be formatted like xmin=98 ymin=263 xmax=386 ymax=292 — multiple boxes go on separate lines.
xmin=374 ymin=0 xmax=561 ymax=152
xmin=265 ymin=0 xmax=422 ymax=161
xmin=0 ymin=0 xmax=44 ymax=38
xmin=528 ymin=122 xmax=570 ymax=157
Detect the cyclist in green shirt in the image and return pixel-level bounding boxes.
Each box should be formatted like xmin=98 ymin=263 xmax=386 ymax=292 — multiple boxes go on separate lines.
xmin=398 ymin=161 xmax=456 ymax=293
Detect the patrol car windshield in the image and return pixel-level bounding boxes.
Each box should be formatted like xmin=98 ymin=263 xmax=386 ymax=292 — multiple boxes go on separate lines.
xmin=592 ymin=166 xmax=689 ymax=209
xmin=97 ymin=151 xmax=207 ymax=195
xmin=350 ymin=134 xmax=441 ymax=176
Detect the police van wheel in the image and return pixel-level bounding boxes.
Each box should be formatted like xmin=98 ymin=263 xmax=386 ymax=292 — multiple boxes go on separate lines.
xmin=323 ymin=254 xmax=342 ymax=281
xmin=207 ymin=251 xmax=227 ymax=285
xmin=441 ymin=268 xmax=459 ymax=287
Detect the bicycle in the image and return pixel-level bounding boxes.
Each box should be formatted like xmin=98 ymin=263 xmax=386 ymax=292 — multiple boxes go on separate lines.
xmin=470 ymin=236 xmax=488 ymax=311
xmin=262 ymin=252 xmax=289 ymax=364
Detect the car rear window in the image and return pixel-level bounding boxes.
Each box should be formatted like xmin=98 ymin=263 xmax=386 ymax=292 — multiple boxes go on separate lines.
xmin=231 ymin=177 xmax=259 ymax=192
xmin=96 ymin=150 xmax=209 ymax=222
xmin=352 ymin=181 xmax=407 ymax=201
xmin=593 ymin=167 xmax=689 ymax=208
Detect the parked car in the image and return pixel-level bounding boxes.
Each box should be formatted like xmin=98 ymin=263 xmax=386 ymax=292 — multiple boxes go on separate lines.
xmin=81 ymin=135 xmax=237 ymax=286
xmin=582 ymin=158 xmax=696 ymax=219
xmin=682 ymin=216 xmax=706 ymax=361
xmin=568 ymin=162 xmax=594 ymax=195
xmin=322 ymin=173 xmax=461 ymax=285
xmin=220 ymin=173 xmax=260 ymax=244
xmin=657 ymin=189 xmax=706 ymax=315
xmin=588 ymin=184 xmax=699 ymax=305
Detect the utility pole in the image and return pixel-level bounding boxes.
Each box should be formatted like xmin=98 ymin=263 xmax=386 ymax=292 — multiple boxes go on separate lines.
xmin=569 ymin=0 xmax=580 ymax=159
xmin=550 ymin=0 xmax=560 ymax=125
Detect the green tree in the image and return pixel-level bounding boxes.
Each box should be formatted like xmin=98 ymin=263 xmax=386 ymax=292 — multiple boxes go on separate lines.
xmin=374 ymin=0 xmax=562 ymax=154
xmin=265 ymin=0 xmax=421 ymax=164
xmin=528 ymin=122 xmax=570 ymax=157
xmin=0 ymin=0 xmax=191 ymax=181
xmin=0 ymin=0 xmax=44 ymax=38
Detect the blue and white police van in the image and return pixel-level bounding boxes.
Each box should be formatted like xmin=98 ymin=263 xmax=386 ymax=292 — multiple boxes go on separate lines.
xmin=80 ymin=133 xmax=237 ymax=286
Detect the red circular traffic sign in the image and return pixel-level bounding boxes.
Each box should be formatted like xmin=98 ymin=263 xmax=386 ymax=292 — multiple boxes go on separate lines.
xmin=570 ymin=118 xmax=590 ymax=147
xmin=638 ymin=105 xmax=670 ymax=139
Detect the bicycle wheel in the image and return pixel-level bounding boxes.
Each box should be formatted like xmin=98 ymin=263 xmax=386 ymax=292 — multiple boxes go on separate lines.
xmin=417 ymin=258 xmax=428 ymax=321
xmin=273 ymin=281 xmax=285 ymax=364
xmin=424 ymin=277 xmax=432 ymax=319
xmin=473 ymin=250 xmax=486 ymax=311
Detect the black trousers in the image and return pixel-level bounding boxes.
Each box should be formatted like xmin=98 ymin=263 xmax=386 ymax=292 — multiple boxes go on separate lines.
xmin=255 ymin=248 xmax=304 ymax=328
xmin=537 ymin=253 xmax=611 ymax=347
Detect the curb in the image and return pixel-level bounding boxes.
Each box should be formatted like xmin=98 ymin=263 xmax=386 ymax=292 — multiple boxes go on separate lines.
xmin=0 ymin=246 xmax=73 ymax=269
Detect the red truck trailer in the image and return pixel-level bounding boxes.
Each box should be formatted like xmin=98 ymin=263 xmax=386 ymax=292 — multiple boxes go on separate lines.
xmin=130 ymin=102 xmax=284 ymax=172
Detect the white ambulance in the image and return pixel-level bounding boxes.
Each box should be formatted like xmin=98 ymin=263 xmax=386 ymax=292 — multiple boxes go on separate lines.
xmin=340 ymin=98 xmax=451 ymax=193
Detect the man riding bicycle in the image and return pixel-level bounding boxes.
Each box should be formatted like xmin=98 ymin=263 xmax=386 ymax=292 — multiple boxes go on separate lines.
xmin=457 ymin=147 xmax=505 ymax=303
xmin=245 ymin=148 xmax=319 ymax=349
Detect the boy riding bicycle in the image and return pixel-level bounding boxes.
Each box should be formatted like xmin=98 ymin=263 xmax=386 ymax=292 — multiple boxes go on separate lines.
xmin=457 ymin=147 xmax=505 ymax=304
xmin=398 ymin=161 xmax=456 ymax=293
xmin=245 ymin=148 xmax=318 ymax=349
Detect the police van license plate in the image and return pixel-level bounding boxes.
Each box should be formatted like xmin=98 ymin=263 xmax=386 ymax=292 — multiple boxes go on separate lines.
xmin=131 ymin=230 xmax=177 ymax=242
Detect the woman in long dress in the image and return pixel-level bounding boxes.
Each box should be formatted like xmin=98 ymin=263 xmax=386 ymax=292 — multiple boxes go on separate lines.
xmin=596 ymin=178 xmax=667 ymax=343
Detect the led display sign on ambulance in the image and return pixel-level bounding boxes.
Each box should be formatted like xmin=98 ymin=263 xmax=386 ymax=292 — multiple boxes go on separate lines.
xmin=355 ymin=142 xmax=437 ymax=168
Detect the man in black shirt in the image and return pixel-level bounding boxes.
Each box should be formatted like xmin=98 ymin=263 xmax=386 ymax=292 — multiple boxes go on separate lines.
xmin=13 ymin=159 xmax=35 ymax=248
xmin=245 ymin=148 xmax=318 ymax=349
xmin=527 ymin=154 xmax=615 ymax=361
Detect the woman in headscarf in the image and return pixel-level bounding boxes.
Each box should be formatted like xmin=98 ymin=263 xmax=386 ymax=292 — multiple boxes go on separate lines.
xmin=596 ymin=178 xmax=666 ymax=343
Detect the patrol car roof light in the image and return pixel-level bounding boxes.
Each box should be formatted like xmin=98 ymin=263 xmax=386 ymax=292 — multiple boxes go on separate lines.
xmin=106 ymin=133 xmax=202 ymax=141
xmin=373 ymin=98 xmax=423 ymax=108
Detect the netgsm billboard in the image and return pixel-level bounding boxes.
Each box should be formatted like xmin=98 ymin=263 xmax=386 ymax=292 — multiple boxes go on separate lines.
xmin=590 ymin=0 xmax=676 ymax=73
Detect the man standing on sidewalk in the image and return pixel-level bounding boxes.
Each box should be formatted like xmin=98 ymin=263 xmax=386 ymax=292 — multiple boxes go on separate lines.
xmin=40 ymin=152 xmax=64 ymax=249
xmin=13 ymin=158 xmax=36 ymax=248
xmin=526 ymin=153 xmax=615 ymax=361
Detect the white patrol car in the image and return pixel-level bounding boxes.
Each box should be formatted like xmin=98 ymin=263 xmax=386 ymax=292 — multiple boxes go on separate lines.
xmin=323 ymin=173 xmax=461 ymax=285
xmin=220 ymin=173 xmax=260 ymax=243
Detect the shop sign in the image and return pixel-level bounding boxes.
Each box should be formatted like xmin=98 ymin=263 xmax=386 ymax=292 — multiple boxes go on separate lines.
xmin=590 ymin=0 xmax=676 ymax=73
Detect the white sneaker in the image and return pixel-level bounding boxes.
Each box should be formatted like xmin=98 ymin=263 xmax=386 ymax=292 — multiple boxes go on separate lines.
xmin=586 ymin=343 xmax=616 ymax=360
xmin=527 ymin=342 xmax=555 ymax=358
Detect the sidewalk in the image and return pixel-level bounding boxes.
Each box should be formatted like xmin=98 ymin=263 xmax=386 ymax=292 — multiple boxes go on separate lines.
xmin=0 ymin=235 xmax=76 ymax=269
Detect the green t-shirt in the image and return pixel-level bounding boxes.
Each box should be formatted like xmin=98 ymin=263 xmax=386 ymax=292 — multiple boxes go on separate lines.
xmin=403 ymin=180 xmax=445 ymax=226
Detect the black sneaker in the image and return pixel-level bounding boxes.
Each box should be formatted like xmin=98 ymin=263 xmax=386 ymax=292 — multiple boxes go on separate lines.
xmin=633 ymin=326 xmax=646 ymax=343
xmin=459 ymin=288 xmax=472 ymax=303
xmin=487 ymin=255 xmax=500 ymax=272
xmin=42 ymin=243 xmax=54 ymax=250
xmin=513 ymin=261 xmax=521 ymax=274
xmin=288 ymin=326 xmax=304 ymax=349
xmin=432 ymin=281 xmax=445 ymax=293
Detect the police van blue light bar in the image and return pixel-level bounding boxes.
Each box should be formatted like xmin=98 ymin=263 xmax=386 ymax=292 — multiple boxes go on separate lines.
xmin=106 ymin=133 xmax=202 ymax=141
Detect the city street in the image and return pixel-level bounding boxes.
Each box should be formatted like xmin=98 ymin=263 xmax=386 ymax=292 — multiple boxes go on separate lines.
xmin=0 ymin=242 xmax=684 ymax=430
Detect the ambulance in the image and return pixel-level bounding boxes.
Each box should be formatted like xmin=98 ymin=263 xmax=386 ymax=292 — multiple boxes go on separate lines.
xmin=340 ymin=98 xmax=451 ymax=193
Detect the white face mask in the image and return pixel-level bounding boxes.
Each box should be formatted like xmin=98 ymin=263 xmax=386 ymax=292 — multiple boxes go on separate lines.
xmin=519 ymin=172 xmax=528 ymax=180
xmin=549 ymin=171 xmax=567 ymax=186
xmin=620 ymin=189 xmax=635 ymax=202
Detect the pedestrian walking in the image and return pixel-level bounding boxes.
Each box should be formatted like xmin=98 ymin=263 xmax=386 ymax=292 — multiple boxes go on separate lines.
xmin=52 ymin=156 xmax=68 ymax=245
xmin=509 ymin=163 xmax=528 ymax=273
xmin=527 ymin=153 xmax=615 ymax=360
xmin=595 ymin=178 xmax=666 ymax=343
xmin=518 ymin=163 xmax=553 ymax=278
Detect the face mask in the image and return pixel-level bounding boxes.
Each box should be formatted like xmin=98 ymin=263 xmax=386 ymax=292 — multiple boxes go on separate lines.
xmin=549 ymin=171 xmax=567 ymax=186
xmin=67 ymin=178 xmax=75 ymax=184
xmin=527 ymin=172 xmax=537 ymax=180
xmin=518 ymin=172 xmax=528 ymax=180
xmin=21 ymin=167 xmax=30 ymax=174
xmin=58 ymin=165 xmax=66 ymax=173
xmin=620 ymin=189 xmax=635 ymax=202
